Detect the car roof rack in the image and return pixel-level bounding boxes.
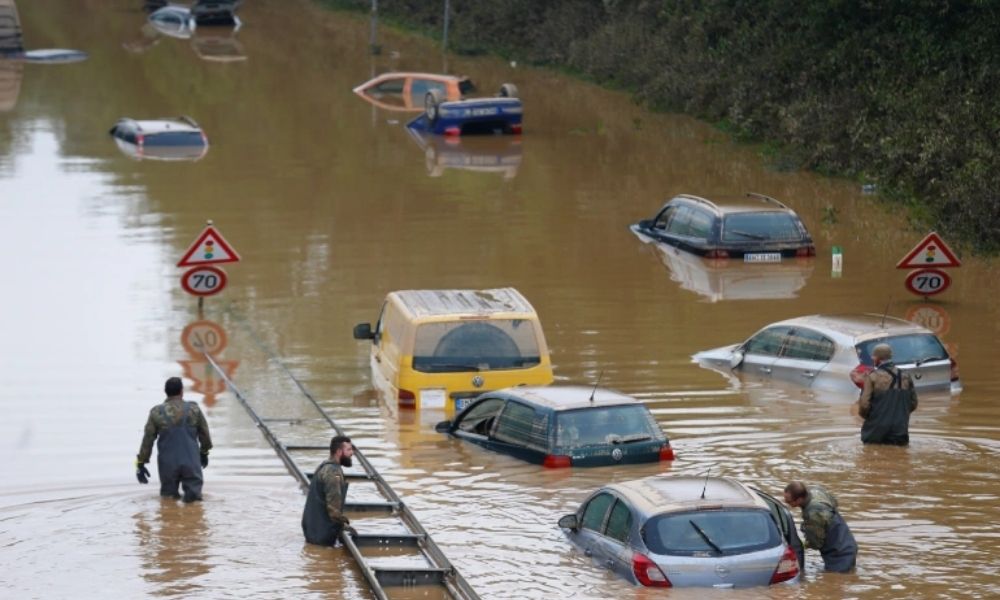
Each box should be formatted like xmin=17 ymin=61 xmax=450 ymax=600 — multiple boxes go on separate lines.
xmin=178 ymin=115 xmax=200 ymax=128
xmin=745 ymin=192 xmax=789 ymax=209
xmin=674 ymin=193 xmax=720 ymax=211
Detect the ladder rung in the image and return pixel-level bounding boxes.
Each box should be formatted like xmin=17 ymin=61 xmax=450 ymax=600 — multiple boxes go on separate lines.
xmin=372 ymin=566 xmax=449 ymax=586
xmin=352 ymin=533 xmax=425 ymax=547
xmin=260 ymin=418 xmax=329 ymax=424
xmin=344 ymin=472 xmax=373 ymax=480
xmin=284 ymin=445 xmax=330 ymax=451
xmin=345 ymin=500 xmax=398 ymax=513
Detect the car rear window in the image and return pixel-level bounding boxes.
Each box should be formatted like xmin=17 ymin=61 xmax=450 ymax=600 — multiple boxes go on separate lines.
xmin=856 ymin=333 xmax=948 ymax=366
xmin=412 ymin=320 xmax=542 ymax=373
xmin=145 ymin=131 xmax=205 ymax=146
xmin=555 ymin=405 xmax=664 ymax=450
xmin=644 ymin=509 xmax=780 ymax=556
xmin=721 ymin=212 xmax=803 ymax=242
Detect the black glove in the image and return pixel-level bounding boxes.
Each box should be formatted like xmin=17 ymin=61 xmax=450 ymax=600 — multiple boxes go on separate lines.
xmin=346 ymin=526 xmax=358 ymax=538
xmin=136 ymin=460 xmax=150 ymax=485
xmin=200 ymin=453 xmax=209 ymax=468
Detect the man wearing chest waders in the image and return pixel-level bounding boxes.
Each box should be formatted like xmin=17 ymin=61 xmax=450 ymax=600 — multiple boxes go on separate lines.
xmin=857 ymin=343 xmax=919 ymax=445
xmin=784 ymin=481 xmax=858 ymax=572
xmin=302 ymin=436 xmax=358 ymax=545
xmin=135 ymin=377 xmax=213 ymax=502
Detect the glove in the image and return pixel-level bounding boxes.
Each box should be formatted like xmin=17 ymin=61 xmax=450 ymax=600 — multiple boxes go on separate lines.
xmin=346 ymin=526 xmax=358 ymax=538
xmin=135 ymin=460 xmax=150 ymax=485
xmin=200 ymin=453 xmax=209 ymax=468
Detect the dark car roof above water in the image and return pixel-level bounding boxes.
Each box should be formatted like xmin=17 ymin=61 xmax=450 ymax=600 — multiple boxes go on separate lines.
xmin=492 ymin=385 xmax=641 ymax=412
xmin=669 ymin=193 xmax=795 ymax=215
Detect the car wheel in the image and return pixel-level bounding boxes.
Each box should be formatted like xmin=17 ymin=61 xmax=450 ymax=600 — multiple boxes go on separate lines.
xmin=425 ymin=89 xmax=444 ymax=123
xmin=498 ymin=83 xmax=518 ymax=98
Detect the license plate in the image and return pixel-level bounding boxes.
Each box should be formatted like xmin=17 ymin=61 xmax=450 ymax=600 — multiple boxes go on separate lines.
xmin=744 ymin=252 xmax=782 ymax=263
xmin=469 ymin=107 xmax=499 ymax=116
xmin=421 ymin=388 xmax=446 ymax=409
xmin=454 ymin=397 xmax=474 ymax=412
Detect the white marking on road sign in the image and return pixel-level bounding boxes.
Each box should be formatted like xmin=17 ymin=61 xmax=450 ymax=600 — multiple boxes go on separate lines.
xmin=896 ymin=232 xmax=961 ymax=269
xmin=177 ymin=225 xmax=241 ymax=267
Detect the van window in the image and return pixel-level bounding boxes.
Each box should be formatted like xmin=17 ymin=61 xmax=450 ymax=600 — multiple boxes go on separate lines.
xmin=493 ymin=401 xmax=548 ymax=451
xmin=411 ymin=320 xmax=542 ymax=373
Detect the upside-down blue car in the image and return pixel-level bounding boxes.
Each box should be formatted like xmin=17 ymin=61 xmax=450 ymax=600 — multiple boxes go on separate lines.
xmin=407 ymin=83 xmax=523 ymax=136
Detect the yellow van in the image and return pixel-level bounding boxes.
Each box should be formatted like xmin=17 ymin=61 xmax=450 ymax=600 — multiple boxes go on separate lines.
xmin=353 ymin=288 xmax=554 ymax=412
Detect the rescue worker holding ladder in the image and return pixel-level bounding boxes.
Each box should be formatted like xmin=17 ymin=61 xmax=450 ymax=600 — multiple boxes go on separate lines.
xmin=302 ymin=435 xmax=357 ymax=545
xmin=135 ymin=377 xmax=213 ymax=502
xmin=857 ymin=343 xmax=919 ymax=445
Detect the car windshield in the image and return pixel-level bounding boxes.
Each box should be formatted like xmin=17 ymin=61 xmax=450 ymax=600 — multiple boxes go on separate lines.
xmin=412 ymin=319 xmax=542 ymax=372
xmin=644 ymin=509 xmax=780 ymax=556
xmin=555 ymin=405 xmax=663 ymax=449
xmin=856 ymin=333 xmax=948 ymax=366
xmin=145 ymin=131 xmax=205 ymax=146
xmin=721 ymin=212 xmax=802 ymax=242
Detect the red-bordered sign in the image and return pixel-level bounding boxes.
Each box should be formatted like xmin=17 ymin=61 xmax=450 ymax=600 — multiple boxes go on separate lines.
xmin=904 ymin=268 xmax=952 ymax=297
xmin=896 ymin=232 xmax=961 ymax=269
xmin=904 ymin=304 xmax=951 ymax=336
xmin=181 ymin=266 xmax=228 ymax=297
xmin=181 ymin=319 xmax=228 ymax=356
xmin=178 ymin=358 xmax=240 ymax=400
xmin=177 ymin=225 xmax=241 ymax=267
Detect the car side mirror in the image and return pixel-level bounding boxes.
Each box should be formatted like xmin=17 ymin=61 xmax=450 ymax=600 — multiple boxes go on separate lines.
xmin=434 ymin=420 xmax=451 ymax=433
xmin=353 ymin=323 xmax=374 ymax=340
xmin=730 ymin=350 xmax=745 ymax=369
xmin=558 ymin=514 xmax=579 ymax=531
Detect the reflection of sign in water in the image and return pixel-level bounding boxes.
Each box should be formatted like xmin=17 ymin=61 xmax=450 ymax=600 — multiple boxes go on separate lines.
xmin=905 ymin=304 xmax=951 ymax=336
xmin=178 ymin=359 xmax=240 ymax=397
xmin=904 ymin=268 xmax=951 ymax=297
xmin=178 ymin=318 xmax=238 ymax=406
xmin=181 ymin=319 xmax=229 ymax=355
xmin=181 ymin=265 xmax=228 ymax=296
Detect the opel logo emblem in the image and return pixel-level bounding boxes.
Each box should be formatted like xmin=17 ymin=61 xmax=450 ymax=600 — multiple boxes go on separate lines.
xmin=715 ymin=565 xmax=730 ymax=578
xmin=612 ymin=448 xmax=623 ymax=461
xmin=472 ymin=376 xmax=484 ymax=388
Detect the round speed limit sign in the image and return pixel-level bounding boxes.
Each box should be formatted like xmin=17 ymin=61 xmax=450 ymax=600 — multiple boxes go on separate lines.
xmin=181 ymin=265 xmax=228 ymax=297
xmin=904 ymin=268 xmax=951 ymax=297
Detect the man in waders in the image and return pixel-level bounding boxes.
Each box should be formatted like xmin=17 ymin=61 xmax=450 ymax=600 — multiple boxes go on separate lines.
xmin=784 ymin=481 xmax=857 ymax=572
xmin=302 ymin=435 xmax=357 ymax=546
xmin=857 ymin=343 xmax=918 ymax=445
xmin=135 ymin=377 xmax=213 ymax=502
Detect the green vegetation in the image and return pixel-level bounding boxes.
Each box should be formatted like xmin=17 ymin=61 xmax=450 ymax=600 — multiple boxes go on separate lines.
xmin=323 ymin=0 xmax=1000 ymax=253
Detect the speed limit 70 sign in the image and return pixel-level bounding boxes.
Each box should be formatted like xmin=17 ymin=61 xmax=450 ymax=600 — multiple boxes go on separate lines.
xmin=905 ymin=268 xmax=951 ymax=297
xmin=181 ymin=266 xmax=228 ymax=297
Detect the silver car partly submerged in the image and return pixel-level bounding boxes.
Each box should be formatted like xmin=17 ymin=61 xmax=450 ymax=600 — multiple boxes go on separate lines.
xmin=693 ymin=313 xmax=961 ymax=397
xmin=558 ymin=475 xmax=802 ymax=588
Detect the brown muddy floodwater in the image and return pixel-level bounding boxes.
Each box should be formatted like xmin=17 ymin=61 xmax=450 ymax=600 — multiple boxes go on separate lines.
xmin=1 ymin=1 xmax=999 ymax=599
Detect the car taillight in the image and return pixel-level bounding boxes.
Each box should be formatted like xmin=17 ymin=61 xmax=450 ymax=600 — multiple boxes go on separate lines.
xmin=136 ymin=134 xmax=145 ymax=147
xmin=201 ymin=133 xmax=208 ymax=145
xmin=659 ymin=444 xmax=675 ymax=461
xmin=510 ymin=124 xmax=522 ymax=134
xmin=850 ymin=364 xmax=872 ymax=389
xmin=769 ymin=545 xmax=799 ymax=584
xmin=796 ymin=246 xmax=816 ymax=257
xmin=398 ymin=388 xmax=416 ymax=409
xmin=444 ymin=126 xmax=461 ymax=136
xmin=950 ymin=357 xmax=960 ymax=382
xmin=543 ymin=455 xmax=571 ymax=468
xmin=705 ymin=250 xmax=729 ymax=259
xmin=632 ymin=552 xmax=671 ymax=587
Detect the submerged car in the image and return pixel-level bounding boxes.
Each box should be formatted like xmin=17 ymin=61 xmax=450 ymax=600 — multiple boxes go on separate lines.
xmin=693 ymin=314 xmax=961 ymax=395
xmin=558 ymin=476 xmax=802 ymax=588
xmin=435 ymin=385 xmax=675 ymax=467
xmin=408 ymin=83 xmax=522 ymax=136
xmin=148 ymin=1 xmax=241 ymax=39
xmin=109 ymin=116 xmax=209 ymax=161
xmin=631 ymin=193 xmax=815 ymax=260
xmin=407 ymin=127 xmax=522 ymax=179
xmin=353 ymin=72 xmax=475 ymax=112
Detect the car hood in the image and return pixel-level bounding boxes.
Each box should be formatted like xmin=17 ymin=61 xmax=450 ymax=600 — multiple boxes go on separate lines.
xmin=692 ymin=344 xmax=741 ymax=364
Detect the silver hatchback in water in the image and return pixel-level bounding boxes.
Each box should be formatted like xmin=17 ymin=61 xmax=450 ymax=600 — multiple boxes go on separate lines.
xmin=693 ymin=313 xmax=960 ymax=396
xmin=558 ymin=476 xmax=802 ymax=588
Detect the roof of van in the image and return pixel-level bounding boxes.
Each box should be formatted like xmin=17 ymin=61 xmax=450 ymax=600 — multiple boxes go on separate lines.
xmin=390 ymin=288 xmax=537 ymax=319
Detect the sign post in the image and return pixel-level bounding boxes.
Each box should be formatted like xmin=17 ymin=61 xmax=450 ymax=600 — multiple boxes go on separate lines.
xmin=177 ymin=220 xmax=241 ymax=308
xmin=896 ymin=232 xmax=960 ymax=299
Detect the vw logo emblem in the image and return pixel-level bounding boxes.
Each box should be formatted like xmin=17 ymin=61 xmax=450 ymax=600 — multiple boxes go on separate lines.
xmin=715 ymin=565 xmax=730 ymax=578
xmin=472 ymin=375 xmax=484 ymax=388
xmin=612 ymin=448 xmax=623 ymax=461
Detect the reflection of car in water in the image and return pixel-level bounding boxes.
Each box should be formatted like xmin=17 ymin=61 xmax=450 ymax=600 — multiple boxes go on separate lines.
xmin=408 ymin=83 xmax=522 ymax=136
xmin=352 ymin=72 xmax=475 ymax=112
xmin=0 ymin=58 xmax=21 ymax=111
xmin=631 ymin=193 xmax=815 ymax=260
xmin=558 ymin=476 xmax=802 ymax=588
xmin=191 ymin=26 xmax=245 ymax=62
xmin=0 ymin=0 xmax=87 ymax=63
xmin=148 ymin=5 xmax=196 ymax=39
xmin=406 ymin=127 xmax=522 ymax=179
xmin=693 ymin=314 xmax=961 ymax=397
xmin=147 ymin=2 xmax=242 ymax=40
xmin=353 ymin=288 xmax=554 ymax=412
xmin=435 ymin=386 xmax=674 ymax=468
xmin=109 ymin=116 xmax=209 ymax=161
xmin=632 ymin=229 xmax=813 ymax=302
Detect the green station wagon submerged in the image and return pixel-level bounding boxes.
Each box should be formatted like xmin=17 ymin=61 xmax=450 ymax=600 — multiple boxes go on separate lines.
xmin=435 ymin=385 xmax=675 ymax=468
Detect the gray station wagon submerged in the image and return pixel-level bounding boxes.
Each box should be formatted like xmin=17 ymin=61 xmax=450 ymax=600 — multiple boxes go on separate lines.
xmin=435 ymin=385 xmax=675 ymax=468
xmin=558 ymin=476 xmax=802 ymax=588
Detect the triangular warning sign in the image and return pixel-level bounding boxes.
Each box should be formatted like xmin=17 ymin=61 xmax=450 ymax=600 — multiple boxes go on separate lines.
xmin=896 ymin=232 xmax=961 ymax=269
xmin=177 ymin=225 xmax=241 ymax=267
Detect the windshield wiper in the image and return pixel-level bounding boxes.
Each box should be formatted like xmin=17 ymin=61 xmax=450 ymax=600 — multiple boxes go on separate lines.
xmin=728 ymin=229 xmax=768 ymax=240
xmin=689 ymin=520 xmax=723 ymax=555
xmin=616 ymin=434 xmax=652 ymax=444
xmin=913 ymin=355 xmax=946 ymax=366
xmin=424 ymin=363 xmax=480 ymax=372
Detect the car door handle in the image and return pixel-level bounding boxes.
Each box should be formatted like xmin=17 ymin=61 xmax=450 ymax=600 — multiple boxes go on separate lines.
xmin=605 ymin=559 xmax=615 ymax=569
xmin=800 ymin=371 xmax=815 ymax=378
xmin=584 ymin=549 xmax=593 ymax=557
xmin=759 ymin=367 xmax=772 ymax=374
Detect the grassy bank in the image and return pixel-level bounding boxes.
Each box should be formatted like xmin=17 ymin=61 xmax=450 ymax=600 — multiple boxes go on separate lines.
xmin=321 ymin=0 xmax=1000 ymax=254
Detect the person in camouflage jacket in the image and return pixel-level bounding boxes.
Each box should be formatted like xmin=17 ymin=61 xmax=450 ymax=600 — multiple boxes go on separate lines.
xmin=784 ymin=481 xmax=857 ymax=572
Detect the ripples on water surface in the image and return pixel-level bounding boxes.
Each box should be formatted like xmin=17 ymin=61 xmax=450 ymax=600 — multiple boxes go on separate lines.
xmin=1 ymin=0 xmax=999 ymax=598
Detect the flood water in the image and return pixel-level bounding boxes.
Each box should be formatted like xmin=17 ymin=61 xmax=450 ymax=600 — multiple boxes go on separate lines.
xmin=2 ymin=1 xmax=999 ymax=598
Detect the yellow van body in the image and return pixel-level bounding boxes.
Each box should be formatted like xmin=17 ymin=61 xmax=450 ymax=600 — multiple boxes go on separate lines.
xmin=355 ymin=288 xmax=553 ymax=412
